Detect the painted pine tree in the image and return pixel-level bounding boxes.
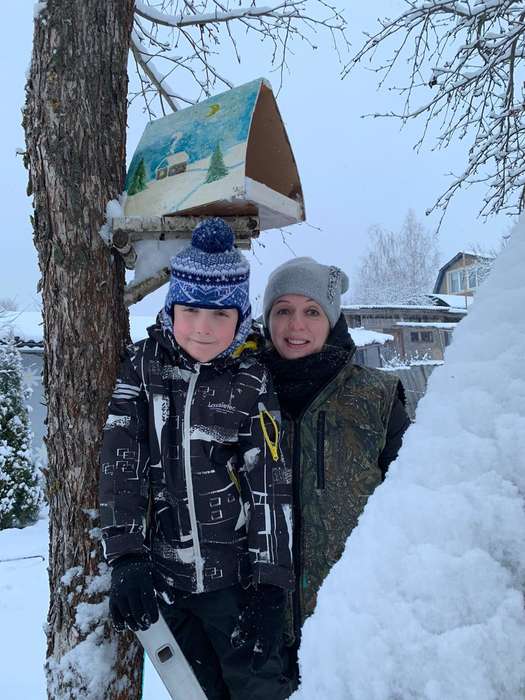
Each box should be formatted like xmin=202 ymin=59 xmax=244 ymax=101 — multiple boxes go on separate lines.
xmin=205 ymin=142 xmax=228 ymax=183
xmin=127 ymin=157 xmax=147 ymax=195
xmin=0 ymin=337 xmax=40 ymax=529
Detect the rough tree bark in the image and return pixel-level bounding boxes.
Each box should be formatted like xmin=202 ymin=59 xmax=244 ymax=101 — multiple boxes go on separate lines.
xmin=24 ymin=2 xmax=142 ymax=698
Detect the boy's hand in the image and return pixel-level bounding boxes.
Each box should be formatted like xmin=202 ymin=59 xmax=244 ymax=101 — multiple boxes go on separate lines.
xmin=109 ymin=555 xmax=168 ymax=632
xmin=232 ymin=584 xmax=287 ymax=672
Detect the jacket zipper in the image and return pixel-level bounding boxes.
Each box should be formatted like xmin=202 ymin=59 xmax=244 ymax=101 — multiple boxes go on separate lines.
xmin=290 ymin=382 xmax=337 ymax=644
xmin=291 ymin=419 xmax=303 ymax=643
xmin=183 ymin=365 xmax=205 ymax=593
xmin=316 ymin=411 xmax=326 ymax=491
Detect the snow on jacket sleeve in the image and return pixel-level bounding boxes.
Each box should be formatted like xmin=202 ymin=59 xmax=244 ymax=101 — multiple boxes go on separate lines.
xmin=238 ymin=368 xmax=294 ymax=591
xmin=99 ymin=346 xmax=150 ymax=564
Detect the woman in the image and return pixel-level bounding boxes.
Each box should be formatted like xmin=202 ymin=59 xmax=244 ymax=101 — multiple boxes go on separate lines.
xmin=261 ymin=256 xmax=410 ymax=679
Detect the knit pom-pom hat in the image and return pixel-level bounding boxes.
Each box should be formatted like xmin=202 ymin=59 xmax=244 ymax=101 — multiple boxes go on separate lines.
xmin=263 ymin=256 xmax=349 ymax=329
xmin=163 ymin=218 xmax=252 ymax=356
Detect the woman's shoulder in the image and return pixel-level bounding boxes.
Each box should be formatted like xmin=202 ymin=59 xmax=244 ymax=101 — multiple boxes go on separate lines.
xmin=330 ymin=360 xmax=400 ymax=398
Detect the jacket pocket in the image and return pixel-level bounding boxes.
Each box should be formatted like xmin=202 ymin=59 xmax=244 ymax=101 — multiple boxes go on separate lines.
xmin=316 ymin=411 xmax=326 ymax=490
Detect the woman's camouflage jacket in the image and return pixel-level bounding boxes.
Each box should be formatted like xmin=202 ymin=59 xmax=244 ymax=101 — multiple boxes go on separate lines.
xmin=281 ymin=360 xmax=400 ymax=640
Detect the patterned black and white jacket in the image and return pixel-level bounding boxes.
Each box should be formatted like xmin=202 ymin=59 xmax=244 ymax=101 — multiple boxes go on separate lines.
xmin=99 ymin=321 xmax=294 ymax=594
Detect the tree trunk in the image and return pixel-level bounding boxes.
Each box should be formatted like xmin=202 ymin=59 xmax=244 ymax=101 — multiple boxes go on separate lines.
xmin=24 ymin=2 xmax=143 ymax=698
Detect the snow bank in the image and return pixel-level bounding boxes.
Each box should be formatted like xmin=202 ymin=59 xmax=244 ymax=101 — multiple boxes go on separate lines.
xmin=293 ymin=220 xmax=525 ymax=699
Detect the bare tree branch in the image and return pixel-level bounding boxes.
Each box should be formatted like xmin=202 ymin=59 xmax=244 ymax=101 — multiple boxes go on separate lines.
xmin=345 ymin=0 xmax=525 ymax=219
xmin=130 ymin=0 xmax=349 ymax=111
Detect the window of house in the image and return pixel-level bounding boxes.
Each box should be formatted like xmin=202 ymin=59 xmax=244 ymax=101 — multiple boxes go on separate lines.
xmin=448 ymin=268 xmax=464 ymax=292
xmin=444 ymin=332 xmax=452 ymax=347
xmin=448 ymin=266 xmax=479 ymax=292
xmin=420 ymin=331 xmax=434 ymax=343
xmin=410 ymin=332 xmax=419 ymax=342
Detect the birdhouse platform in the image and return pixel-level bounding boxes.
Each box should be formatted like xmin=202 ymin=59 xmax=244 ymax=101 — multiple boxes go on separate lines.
xmin=111 ymin=215 xmax=259 ymax=307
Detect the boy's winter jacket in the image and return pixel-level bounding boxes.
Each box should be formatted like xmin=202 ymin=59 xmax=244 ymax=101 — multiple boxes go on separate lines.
xmin=99 ymin=322 xmax=294 ymax=594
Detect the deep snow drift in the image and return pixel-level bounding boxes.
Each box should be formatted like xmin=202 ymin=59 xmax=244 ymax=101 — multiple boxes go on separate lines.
xmin=292 ymin=222 xmax=525 ymax=698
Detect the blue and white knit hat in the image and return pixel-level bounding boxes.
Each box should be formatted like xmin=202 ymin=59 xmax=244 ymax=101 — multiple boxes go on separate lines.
xmin=163 ymin=218 xmax=252 ymax=355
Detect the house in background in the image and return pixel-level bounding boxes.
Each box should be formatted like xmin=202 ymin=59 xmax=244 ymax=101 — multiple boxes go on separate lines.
xmin=349 ymin=327 xmax=394 ymax=368
xmin=342 ymin=250 xmax=496 ymax=417
xmin=433 ymin=251 xmax=494 ymax=300
xmin=343 ymin=299 xmax=467 ymax=363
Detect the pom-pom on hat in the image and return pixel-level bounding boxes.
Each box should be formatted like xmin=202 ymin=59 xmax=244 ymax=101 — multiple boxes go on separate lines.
xmin=163 ymin=218 xmax=252 ymax=355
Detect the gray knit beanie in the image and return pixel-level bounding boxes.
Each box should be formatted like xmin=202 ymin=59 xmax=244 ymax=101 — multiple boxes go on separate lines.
xmin=263 ymin=257 xmax=349 ymax=329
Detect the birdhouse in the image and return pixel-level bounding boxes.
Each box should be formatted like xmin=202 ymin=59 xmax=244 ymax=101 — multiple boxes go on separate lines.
xmin=124 ymin=78 xmax=305 ymax=230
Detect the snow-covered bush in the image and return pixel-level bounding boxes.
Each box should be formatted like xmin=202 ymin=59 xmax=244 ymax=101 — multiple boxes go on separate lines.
xmin=0 ymin=336 xmax=41 ymax=529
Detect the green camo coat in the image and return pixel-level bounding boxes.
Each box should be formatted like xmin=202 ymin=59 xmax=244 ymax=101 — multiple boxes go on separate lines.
xmin=281 ymin=360 xmax=400 ymax=641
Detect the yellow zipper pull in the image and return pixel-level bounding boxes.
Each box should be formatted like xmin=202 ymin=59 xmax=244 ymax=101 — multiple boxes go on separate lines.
xmin=258 ymin=405 xmax=280 ymax=462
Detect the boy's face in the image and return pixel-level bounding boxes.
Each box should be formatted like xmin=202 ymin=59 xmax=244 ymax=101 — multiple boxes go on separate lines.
xmin=173 ymin=305 xmax=239 ymax=362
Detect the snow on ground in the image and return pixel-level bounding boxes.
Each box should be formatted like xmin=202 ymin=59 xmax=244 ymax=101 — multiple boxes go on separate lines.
xmin=292 ymin=221 xmax=525 ymax=698
xmin=0 ymin=517 xmax=170 ymax=699
xmin=0 ymin=517 xmax=48 ymax=699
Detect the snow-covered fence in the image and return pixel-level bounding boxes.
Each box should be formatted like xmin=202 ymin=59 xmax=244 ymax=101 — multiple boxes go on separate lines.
xmin=384 ymin=363 xmax=440 ymax=420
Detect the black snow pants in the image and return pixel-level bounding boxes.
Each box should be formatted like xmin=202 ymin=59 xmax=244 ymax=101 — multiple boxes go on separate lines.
xmin=160 ymin=585 xmax=293 ymax=700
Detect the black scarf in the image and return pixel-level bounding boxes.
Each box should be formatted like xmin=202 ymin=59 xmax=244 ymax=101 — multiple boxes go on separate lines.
xmin=263 ymin=314 xmax=355 ymax=419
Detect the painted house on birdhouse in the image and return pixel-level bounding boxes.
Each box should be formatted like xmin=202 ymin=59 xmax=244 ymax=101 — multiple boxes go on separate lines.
xmin=156 ymin=151 xmax=189 ymax=180
xmin=124 ymin=78 xmax=304 ymax=230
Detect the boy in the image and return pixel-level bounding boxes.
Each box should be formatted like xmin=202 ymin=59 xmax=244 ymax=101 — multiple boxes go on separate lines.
xmin=99 ymin=218 xmax=294 ymax=700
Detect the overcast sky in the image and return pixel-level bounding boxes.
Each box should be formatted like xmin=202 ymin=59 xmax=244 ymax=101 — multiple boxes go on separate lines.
xmin=2 ymin=1 xmax=508 ymax=319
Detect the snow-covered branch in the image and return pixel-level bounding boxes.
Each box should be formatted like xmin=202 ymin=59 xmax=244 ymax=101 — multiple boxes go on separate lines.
xmin=345 ymin=0 xmax=525 ymax=218
xmin=130 ymin=0 xmax=348 ymax=116
xmin=134 ymin=2 xmax=300 ymax=28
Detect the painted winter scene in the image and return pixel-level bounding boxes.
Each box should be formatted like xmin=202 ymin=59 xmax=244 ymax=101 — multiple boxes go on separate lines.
xmin=124 ymin=80 xmax=258 ymax=218
xmin=3 ymin=2 xmax=525 ymax=700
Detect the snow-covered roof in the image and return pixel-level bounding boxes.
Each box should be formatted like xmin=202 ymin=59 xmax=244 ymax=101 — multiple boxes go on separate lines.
xmin=0 ymin=312 xmax=44 ymax=346
xmin=427 ymin=293 xmax=472 ymax=310
xmin=0 ymin=311 xmax=157 ymax=348
xmin=343 ymin=303 xmax=467 ymax=315
xmin=396 ymin=321 xmax=458 ymax=330
xmin=350 ymin=328 xmax=393 ymax=347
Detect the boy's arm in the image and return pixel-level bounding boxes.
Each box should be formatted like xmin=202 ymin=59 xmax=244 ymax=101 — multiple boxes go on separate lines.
xmin=238 ymin=368 xmax=294 ymax=591
xmin=99 ymin=346 xmax=151 ymax=564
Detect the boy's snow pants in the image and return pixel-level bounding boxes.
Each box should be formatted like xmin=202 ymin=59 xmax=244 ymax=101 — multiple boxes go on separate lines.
xmin=160 ymin=584 xmax=293 ymax=700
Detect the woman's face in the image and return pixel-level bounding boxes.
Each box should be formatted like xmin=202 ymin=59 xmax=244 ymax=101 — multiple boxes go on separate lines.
xmin=269 ymin=294 xmax=331 ymax=359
